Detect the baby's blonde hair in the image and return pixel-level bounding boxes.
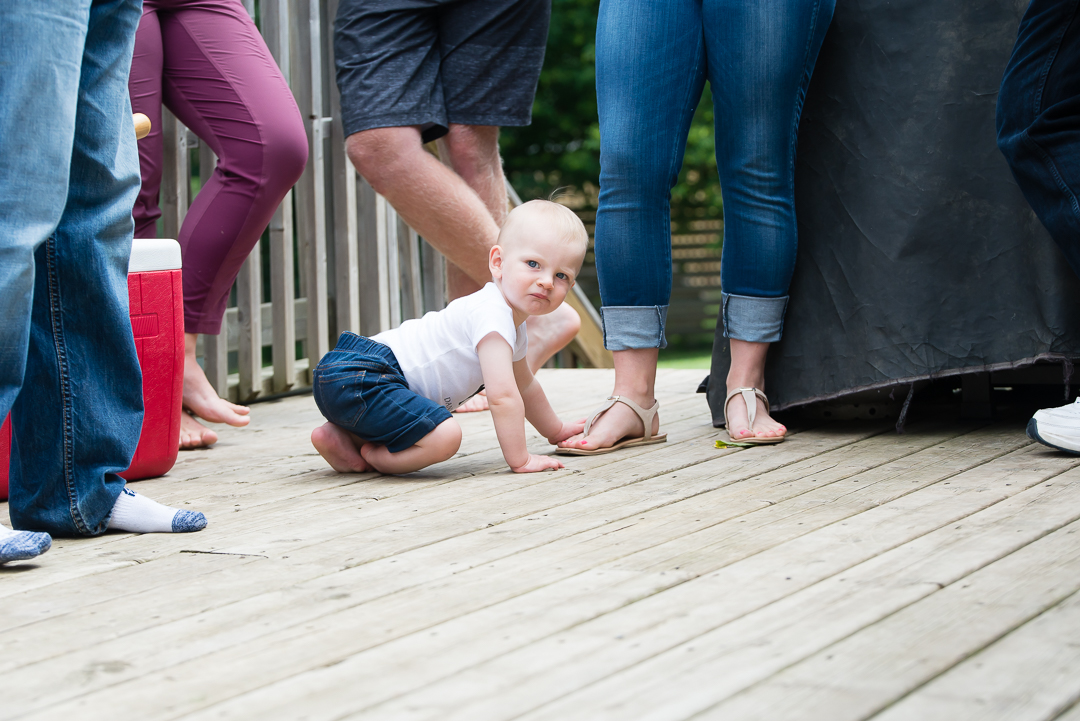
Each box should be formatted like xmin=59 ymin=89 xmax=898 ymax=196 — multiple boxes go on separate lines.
xmin=497 ymin=199 xmax=589 ymax=264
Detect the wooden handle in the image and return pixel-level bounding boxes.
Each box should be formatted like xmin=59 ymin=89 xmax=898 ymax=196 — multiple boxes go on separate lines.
xmin=133 ymin=113 xmax=151 ymax=140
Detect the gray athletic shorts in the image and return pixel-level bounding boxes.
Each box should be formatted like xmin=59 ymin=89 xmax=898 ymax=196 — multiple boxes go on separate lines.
xmin=334 ymin=0 xmax=551 ymax=142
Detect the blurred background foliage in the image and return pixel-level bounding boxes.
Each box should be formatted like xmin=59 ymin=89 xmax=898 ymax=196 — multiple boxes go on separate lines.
xmin=498 ymin=0 xmax=724 ymax=228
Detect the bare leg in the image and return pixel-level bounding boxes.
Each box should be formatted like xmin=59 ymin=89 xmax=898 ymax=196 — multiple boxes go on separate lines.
xmin=725 ymin=339 xmax=786 ymax=440
xmin=558 ymin=348 xmax=660 ymax=451
xmin=181 ymin=332 xmax=249 ymax=449
xmin=360 ymin=418 xmax=462 ymax=474
xmin=347 ymin=126 xmax=498 ymax=286
xmin=311 ymin=422 xmax=372 ymax=473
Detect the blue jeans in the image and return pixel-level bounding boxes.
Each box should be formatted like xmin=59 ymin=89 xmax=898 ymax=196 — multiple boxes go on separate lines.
xmin=594 ymin=0 xmax=834 ymax=348
xmin=0 ymin=0 xmax=144 ymax=536
xmin=998 ymin=0 xmax=1080 ymax=279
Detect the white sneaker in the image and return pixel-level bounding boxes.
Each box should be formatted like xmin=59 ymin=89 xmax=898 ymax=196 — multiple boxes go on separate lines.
xmin=1028 ymin=397 xmax=1080 ymax=454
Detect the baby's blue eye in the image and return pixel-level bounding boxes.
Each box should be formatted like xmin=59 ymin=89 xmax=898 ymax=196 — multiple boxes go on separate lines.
xmin=556 ymin=272 xmax=568 ymax=281
xmin=527 ymin=260 xmax=539 ymax=268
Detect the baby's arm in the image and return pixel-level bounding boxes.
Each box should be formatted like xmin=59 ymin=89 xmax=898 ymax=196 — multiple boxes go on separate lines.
xmin=477 ymin=333 xmax=564 ymax=473
xmin=513 ymin=359 xmax=585 ymax=445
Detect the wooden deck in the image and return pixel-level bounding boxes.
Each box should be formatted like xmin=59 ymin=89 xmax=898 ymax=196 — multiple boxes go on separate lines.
xmin=4 ymin=369 xmax=1080 ymax=720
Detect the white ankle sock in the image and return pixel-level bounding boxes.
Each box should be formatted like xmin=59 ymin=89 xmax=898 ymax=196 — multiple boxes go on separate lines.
xmin=107 ymin=488 xmax=207 ymax=534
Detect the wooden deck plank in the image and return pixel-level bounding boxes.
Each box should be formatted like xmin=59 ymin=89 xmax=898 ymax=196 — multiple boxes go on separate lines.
xmin=3 ymin=370 xmax=1079 ymax=721
xmin=9 ymin=426 xmax=988 ymax=718
xmin=681 ymin=478 xmax=1080 ymax=721
xmin=0 ymin=371 xmax=705 ymax=598
xmin=321 ymin=436 xmax=1072 ymax=720
xmin=865 ymin=594 xmax=1080 ymax=721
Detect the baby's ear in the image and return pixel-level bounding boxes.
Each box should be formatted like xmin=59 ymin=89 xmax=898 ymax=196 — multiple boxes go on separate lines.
xmin=489 ymin=244 xmax=504 ymax=278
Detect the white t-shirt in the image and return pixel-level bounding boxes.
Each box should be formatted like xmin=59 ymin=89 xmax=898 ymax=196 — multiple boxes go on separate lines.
xmin=372 ymin=283 xmax=528 ymax=411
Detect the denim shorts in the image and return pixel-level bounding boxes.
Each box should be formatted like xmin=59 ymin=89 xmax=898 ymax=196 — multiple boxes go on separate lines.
xmin=312 ymin=333 xmax=453 ymax=453
xmin=334 ymin=0 xmax=550 ymax=142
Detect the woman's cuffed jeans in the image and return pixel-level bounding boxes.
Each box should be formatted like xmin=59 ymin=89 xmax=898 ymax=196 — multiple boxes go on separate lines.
xmin=594 ymin=0 xmax=834 ymax=349
xmin=0 ymin=0 xmax=144 ymax=536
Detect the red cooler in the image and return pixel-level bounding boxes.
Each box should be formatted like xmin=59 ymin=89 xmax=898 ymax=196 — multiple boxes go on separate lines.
xmin=0 ymin=238 xmax=184 ymax=502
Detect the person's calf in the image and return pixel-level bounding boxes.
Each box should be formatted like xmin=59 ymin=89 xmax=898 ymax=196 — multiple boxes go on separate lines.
xmin=361 ymin=418 xmax=461 ymax=474
xmin=107 ymin=488 xmax=207 ymax=534
xmin=0 ymin=523 xmax=51 ymax=564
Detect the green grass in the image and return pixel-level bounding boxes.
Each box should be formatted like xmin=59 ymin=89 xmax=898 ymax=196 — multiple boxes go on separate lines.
xmin=657 ymin=348 xmax=712 ymax=370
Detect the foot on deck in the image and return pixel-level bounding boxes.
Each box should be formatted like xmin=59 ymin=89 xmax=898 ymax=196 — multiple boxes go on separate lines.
xmin=0 ymin=524 xmax=51 ymax=564
xmin=311 ymin=422 xmax=373 ymax=473
xmin=184 ymin=339 xmax=250 ymax=428
xmin=180 ymin=412 xmax=219 ymax=449
xmin=107 ymin=488 xmax=207 ymax=533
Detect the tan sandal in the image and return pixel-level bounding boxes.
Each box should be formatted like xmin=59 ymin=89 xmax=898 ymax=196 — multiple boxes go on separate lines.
xmin=556 ymin=395 xmax=668 ymax=456
xmin=724 ymin=387 xmax=785 ymax=445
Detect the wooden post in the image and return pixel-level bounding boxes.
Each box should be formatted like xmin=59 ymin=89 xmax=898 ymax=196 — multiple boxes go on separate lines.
xmin=420 ymin=238 xmax=447 ymax=313
xmin=326 ymin=0 xmax=361 ymax=338
xmin=262 ymin=0 xmax=297 ymax=393
xmin=292 ymin=0 xmax=330 ymax=374
xmin=400 ymin=221 xmax=423 ymax=321
xmin=357 ymin=178 xmax=387 ymax=335
xmin=160 ymin=108 xmax=189 ymax=241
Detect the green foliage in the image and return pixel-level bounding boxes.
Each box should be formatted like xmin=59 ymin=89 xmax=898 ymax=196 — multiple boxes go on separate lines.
xmin=499 ymin=0 xmax=723 ymax=227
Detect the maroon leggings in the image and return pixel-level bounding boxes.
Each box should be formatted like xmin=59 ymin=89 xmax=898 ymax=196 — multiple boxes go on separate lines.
xmin=130 ymin=0 xmax=308 ymax=335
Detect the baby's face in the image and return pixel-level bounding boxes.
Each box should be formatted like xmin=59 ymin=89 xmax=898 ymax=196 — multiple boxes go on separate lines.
xmin=491 ymin=228 xmax=585 ymax=319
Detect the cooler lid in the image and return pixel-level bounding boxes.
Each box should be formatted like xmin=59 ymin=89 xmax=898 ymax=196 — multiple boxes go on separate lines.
xmin=129 ymin=238 xmax=182 ymax=273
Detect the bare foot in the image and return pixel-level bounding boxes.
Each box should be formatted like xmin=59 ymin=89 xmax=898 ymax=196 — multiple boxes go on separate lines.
xmin=525 ymin=303 xmax=581 ymax=370
xmin=184 ymin=333 xmax=250 ymax=426
xmin=725 ymin=392 xmax=786 ymax=441
xmin=180 ymin=412 xmax=218 ymax=449
xmin=558 ymin=397 xmax=659 ymax=452
xmin=311 ymin=422 xmax=372 ymax=473
xmin=454 ymin=390 xmax=489 ymax=413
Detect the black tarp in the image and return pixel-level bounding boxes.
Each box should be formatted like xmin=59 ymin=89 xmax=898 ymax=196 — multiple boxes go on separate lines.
xmin=706 ymin=0 xmax=1080 ymax=425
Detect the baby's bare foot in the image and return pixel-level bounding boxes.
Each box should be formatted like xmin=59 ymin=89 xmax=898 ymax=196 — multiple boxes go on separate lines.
xmin=180 ymin=412 xmax=218 ymax=450
xmin=311 ymin=423 xmax=372 ymax=473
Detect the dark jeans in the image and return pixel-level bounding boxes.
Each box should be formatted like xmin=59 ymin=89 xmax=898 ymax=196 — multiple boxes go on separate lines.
xmin=998 ymin=0 xmax=1080 ymax=277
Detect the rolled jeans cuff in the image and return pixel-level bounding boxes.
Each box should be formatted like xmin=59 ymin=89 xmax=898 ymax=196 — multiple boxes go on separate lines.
xmin=600 ymin=305 xmax=669 ymax=351
xmin=722 ymin=293 xmax=789 ymax=343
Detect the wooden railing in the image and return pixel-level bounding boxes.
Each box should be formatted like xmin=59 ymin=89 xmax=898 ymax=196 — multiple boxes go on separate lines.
xmin=159 ymin=0 xmax=611 ymax=403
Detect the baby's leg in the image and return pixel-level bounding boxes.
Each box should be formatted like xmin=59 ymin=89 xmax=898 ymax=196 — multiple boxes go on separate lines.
xmin=361 ymin=418 xmax=461 ymax=474
xmin=311 ymin=422 xmax=372 ymax=473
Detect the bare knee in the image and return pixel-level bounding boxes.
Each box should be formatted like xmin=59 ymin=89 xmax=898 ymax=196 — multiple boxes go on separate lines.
xmin=439 ymin=124 xmax=501 ymax=178
xmin=422 ymin=418 xmax=462 ymax=463
xmin=345 ymin=126 xmax=426 ymax=191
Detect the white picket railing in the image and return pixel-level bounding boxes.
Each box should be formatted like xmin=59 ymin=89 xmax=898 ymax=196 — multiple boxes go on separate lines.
xmin=158 ymin=0 xmax=609 ymax=403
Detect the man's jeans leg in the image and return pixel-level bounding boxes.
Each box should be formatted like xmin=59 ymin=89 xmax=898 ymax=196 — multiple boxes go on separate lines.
xmin=997 ymin=0 xmax=1080 ymax=278
xmin=1 ymin=0 xmax=144 ymax=536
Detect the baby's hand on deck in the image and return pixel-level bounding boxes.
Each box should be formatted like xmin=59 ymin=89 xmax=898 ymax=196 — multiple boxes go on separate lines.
xmin=510 ymin=454 xmax=565 ymax=473
xmin=547 ymin=419 xmax=586 ymax=445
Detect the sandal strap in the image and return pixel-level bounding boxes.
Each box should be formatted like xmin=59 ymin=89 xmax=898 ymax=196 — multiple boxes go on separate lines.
xmin=724 ymin=387 xmax=769 ymax=430
xmin=583 ymin=395 xmax=660 ymax=441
